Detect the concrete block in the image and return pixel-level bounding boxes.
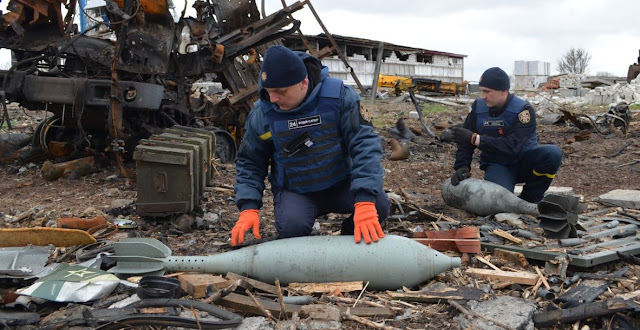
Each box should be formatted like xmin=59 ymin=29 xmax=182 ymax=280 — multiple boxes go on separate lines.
xmin=557 ymin=88 xmax=586 ymax=97
xmin=454 ymin=296 xmax=536 ymax=330
xmin=624 ymin=91 xmax=634 ymax=100
xmin=590 ymin=95 xmax=604 ymax=105
xmin=235 ymin=317 xmax=273 ymax=330
xmin=595 ymin=189 xmax=640 ymax=209
xmin=278 ymin=319 xmax=342 ymax=330
xmin=303 ymin=320 xmax=342 ymax=330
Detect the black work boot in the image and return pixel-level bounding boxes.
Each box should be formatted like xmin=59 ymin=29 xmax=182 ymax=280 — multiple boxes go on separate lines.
xmin=340 ymin=214 xmax=354 ymax=235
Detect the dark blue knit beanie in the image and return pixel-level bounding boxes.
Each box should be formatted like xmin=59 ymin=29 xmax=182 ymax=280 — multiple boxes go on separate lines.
xmin=479 ymin=67 xmax=510 ymax=91
xmin=260 ymin=45 xmax=307 ymax=88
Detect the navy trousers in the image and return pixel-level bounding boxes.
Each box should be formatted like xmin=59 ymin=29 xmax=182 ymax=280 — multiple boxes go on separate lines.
xmin=483 ymin=145 xmax=563 ymax=203
xmin=273 ymin=180 xmax=390 ymax=238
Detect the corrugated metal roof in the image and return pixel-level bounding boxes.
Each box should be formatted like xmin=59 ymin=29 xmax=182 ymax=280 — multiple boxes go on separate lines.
xmin=286 ymin=33 xmax=468 ymax=58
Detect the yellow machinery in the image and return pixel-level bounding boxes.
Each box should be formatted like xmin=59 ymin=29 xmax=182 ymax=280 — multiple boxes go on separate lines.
xmin=377 ymin=74 xmax=467 ymax=95
xmin=378 ymin=74 xmax=413 ymax=91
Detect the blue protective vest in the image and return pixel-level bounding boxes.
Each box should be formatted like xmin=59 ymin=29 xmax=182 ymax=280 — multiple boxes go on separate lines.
xmin=476 ymin=97 xmax=537 ymax=165
xmin=263 ymin=77 xmax=350 ymax=193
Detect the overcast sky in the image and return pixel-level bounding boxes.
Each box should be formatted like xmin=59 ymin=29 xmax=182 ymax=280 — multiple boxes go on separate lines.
xmin=2 ymin=0 xmax=638 ymax=81
xmin=255 ymin=0 xmax=639 ymax=81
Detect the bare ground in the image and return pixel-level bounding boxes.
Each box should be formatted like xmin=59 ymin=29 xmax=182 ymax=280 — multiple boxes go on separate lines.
xmin=1 ymin=97 xmax=639 ymax=329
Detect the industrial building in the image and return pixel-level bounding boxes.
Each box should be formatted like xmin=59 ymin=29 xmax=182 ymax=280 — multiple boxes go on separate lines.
xmin=283 ymin=34 xmax=467 ymax=88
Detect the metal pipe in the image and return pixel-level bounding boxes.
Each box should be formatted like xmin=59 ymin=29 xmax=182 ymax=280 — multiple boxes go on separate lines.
xmin=536 ymin=288 xmax=555 ymax=300
xmin=563 ymin=274 xmax=580 ymax=288
xmin=559 ymin=238 xmax=586 ymax=247
xmin=583 ymin=224 xmax=637 ymax=239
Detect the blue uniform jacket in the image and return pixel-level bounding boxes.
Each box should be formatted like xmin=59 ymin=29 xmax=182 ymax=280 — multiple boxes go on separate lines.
xmin=234 ymin=52 xmax=384 ymax=211
xmin=454 ymin=94 xmax=537 ymax=170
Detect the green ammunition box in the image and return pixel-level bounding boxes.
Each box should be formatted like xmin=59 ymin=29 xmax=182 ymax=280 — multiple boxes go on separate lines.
xmin=142 ymin=138 xmax=203 ymax=206
xmin=165 ymin=126 xmax=216 ymax=186
xmin=133 ymin=145 xmax=195 ymax=216
xmin=159 ymin=132 xmax=208 ymax=197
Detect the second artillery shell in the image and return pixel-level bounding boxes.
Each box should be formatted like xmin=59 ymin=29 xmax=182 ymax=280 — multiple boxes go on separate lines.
xmin=442 ymin=178 xmax=539 ymax=216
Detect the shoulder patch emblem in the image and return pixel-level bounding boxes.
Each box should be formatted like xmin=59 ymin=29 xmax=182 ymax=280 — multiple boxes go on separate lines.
xmin=359 ymin=105 xmax=372 ymax=123
xmin=518 ymin=110 xmax=531 ymax=124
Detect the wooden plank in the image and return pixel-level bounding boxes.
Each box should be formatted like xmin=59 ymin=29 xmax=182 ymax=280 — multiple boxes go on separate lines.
xmin=300 ymin=305 xmax=341 ymax=321
xmin=465 ymin=268 xmax=539 ymax=285
xmin=177 ymin=273 xmax=232 ymax=298
xmin=218 ymin=293 xmax=395 ymax=319
xmin=287 ymin=281 xmax=363 ymax=294
xmin=340 ymin=307 xmax=394 ymax=318
xmin=225 ymin=272 xmax=278 ymax=295
xmin=218 ymin=292 xmax=300 ymax=319
xmin=491 ymin=229 xmax=523 ymax=245
xmin=386 ymin=286 xmax=484 ymax=303
xmin=369 ymin=41 xmax=384 ymax=104
xmin=476 ymin=256 xmax=501 ymax=271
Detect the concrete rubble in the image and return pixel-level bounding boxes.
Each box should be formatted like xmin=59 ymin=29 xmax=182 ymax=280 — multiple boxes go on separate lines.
xmin=454 ymin=295 xmax=537 ymax=330
xmin=522 ymin=77 xmax=640 ymax=113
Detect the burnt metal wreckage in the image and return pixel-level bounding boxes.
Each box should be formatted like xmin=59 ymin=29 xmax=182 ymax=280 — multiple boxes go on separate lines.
xmin=0 ymin=0 xmax=326 ymax=177
xmin=558 ymin=101 xmax=633 ymax=138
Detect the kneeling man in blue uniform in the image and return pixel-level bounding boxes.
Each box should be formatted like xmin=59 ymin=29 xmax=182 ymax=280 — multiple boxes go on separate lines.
xmin=231 ymin=45 xmax=389 ymax=246
xmin=448 ymin=67 xmax=563 ymax=203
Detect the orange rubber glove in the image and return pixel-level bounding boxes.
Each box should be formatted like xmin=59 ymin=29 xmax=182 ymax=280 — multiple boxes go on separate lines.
xmin=353 ymin=202 xmax=385 ymax=244
xmin=231 ymin=209 xmax=261 ymax=246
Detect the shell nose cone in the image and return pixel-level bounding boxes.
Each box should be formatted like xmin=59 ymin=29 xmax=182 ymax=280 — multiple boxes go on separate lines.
xmin=451 ymin=256 xmax=462 ymax=268
xmin=431 ymin=253 xmax=462 ymax=276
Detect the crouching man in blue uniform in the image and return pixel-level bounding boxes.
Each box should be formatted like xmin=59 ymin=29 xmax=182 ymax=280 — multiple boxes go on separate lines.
xmin=231 ymin=45 xmax=390 ymax=246
xmin=448 ymin=67 xmax=563 ymax=203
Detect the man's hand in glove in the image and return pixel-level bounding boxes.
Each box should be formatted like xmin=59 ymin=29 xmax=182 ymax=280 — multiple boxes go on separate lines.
xmin=231 ymin=209 xmax=261 ymax=246
xmin=451 ymin=127 xmax=476 ymax=145
xmin=353 ymin=202 xmax=385 ymax=244
xmin=451 ymin=167 xmax=471 ymax=186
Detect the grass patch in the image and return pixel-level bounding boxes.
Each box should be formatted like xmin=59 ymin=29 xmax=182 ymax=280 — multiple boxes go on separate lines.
xmin=629 ymin=104 xmax=640 ymax=110
xmin=0 ymin=120 xmax=15 ymax=129
xmin=421 ymin=103 xmax=454 ymax=114
xmin=371 ymin=117 xmax=386 ymax=128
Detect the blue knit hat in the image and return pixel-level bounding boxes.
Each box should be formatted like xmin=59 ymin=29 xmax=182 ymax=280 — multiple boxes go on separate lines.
xmin=260 ymin=46 xmax=307 ymax=88
xmin=479 ymin=67 xmax=510 ymax=91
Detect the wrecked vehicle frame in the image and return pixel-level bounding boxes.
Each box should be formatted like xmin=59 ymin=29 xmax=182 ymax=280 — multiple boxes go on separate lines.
xmin=0 ymin=0 xmax=306 ymax=173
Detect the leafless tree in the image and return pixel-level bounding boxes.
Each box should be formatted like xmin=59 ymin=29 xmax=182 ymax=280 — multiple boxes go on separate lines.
xmin=557 ymin=47 xmax=591 ymax=74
